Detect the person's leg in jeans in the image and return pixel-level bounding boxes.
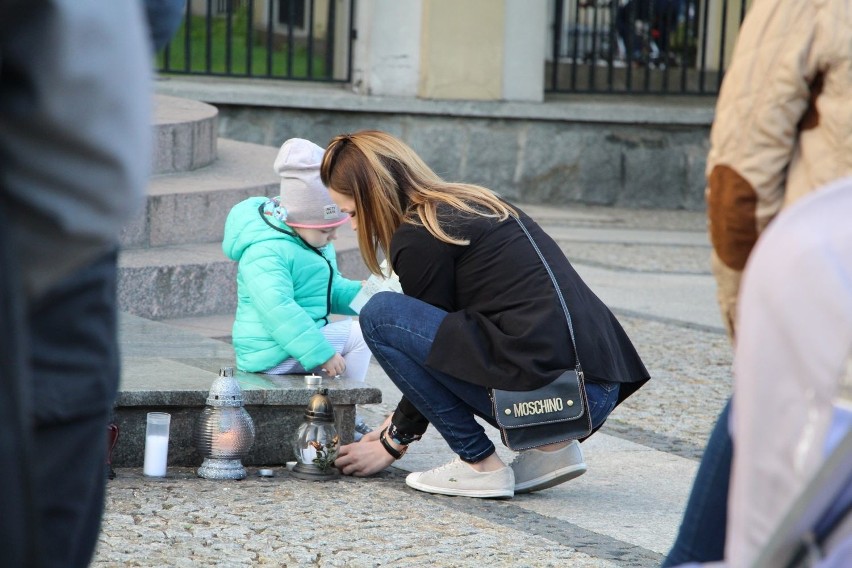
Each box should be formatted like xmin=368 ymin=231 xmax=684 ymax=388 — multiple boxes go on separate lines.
xmin=143 ymin=0 xmax=188 ymax=51
xmin=360 ymin=293 xmax=496 ymax=462
xmin=29 ymin=250 xmax=121 ymax=567
xmin=359 ymin=292 xmax=618 ymax=461
xmin=585 ymin=382 xmax=621 ymax=429
xmin=662 ymin=397 xmax=733 ymax=566
xmin=0 ymin=194 xmax=40 ymax=567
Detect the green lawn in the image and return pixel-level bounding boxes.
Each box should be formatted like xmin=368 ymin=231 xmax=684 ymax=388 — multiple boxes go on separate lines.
xmin=157 ymin=12 xmax=327 ymax=79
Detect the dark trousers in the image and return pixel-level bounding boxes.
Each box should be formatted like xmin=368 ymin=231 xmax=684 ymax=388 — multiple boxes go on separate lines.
xmin=0 ymin=193 xmax=39 ymax=566
xmin=663 ymin=398 xmax=732 ymax=565
xmin=1 ymin=196 xmax=120 ymax=567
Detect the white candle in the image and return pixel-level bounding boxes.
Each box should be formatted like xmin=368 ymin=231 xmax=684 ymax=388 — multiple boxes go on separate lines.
xmin=300 ymin=445 xmax=318 ymax=464
xmin=143 ymin=433 xmax=169 ymax=477
xmin=216 ymin=430 xmax=239 ymax=454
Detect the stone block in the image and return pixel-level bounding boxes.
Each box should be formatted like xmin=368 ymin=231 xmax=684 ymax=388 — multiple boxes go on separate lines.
xmin=214 ymin=101 xmax=713 ymax=211
xmin=114 ymin=359 xmax=381 ymax=467
xmin=404 ymin=119 xmax=467 ymax=181
xmin=153 ymin=95 xmax=219 ymax=174
xmin=117 ymin=244 xmax=237 ymax=319
xmin=127 ymin=138 xmax=280 ymax=249
xmin=113 ymin=393 xmax=366 ymax=468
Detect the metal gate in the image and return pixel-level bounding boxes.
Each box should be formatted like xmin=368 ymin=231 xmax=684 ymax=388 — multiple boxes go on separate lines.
xmin=157 ymin=0 xmax=355 ymax=83
xmin=546 ymin=0 xmax=748 ymax=95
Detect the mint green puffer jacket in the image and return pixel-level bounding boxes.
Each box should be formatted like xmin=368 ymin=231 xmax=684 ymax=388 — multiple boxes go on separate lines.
xmin=222 ymin=196 xmax=361 ymax=372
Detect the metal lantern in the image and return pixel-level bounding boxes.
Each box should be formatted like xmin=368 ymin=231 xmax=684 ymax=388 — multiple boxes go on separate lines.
xmin=291 ymin=388 xmax=339 ymax=480
xmin=193 ymin=367 xmax=256 ymax=480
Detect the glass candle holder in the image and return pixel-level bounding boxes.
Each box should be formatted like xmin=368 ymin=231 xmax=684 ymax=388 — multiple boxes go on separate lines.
xmin=193 ymin=367 xmax=256 ymax=480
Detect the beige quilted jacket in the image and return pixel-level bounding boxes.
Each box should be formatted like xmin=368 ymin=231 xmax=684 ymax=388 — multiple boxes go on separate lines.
xmin=706 ymin=0 xmax=852 ymax=338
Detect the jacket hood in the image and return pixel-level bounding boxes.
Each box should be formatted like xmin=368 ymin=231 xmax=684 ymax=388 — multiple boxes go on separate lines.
xmin=223 ymin=196 xmax=303 ymax=261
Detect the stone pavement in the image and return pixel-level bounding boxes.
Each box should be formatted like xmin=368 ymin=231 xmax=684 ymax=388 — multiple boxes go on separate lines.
xmin=95 ymin=203 xmax=732 ymax=567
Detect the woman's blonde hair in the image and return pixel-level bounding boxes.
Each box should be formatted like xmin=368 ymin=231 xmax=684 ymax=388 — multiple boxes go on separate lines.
xmin=320 ymin=130 xmax=515 ymax=275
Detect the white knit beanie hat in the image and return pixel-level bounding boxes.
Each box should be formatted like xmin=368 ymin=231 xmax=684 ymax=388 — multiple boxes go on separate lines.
xmin=273 ymin=138 xmax=348 ymax=229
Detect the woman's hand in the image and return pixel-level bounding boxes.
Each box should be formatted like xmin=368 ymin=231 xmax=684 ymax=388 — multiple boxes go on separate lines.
xmin=335 ymin=439 xmax=395 ymax=476
xmin=334 ymin=414 xmax=396 ymax=476
xmin=375 ymin=414 xmax=392 ymax=435
xmin=321 ymin=353 xmax=346 ymax=377
xmin=358 ymin=426 xmax=382 ymax=443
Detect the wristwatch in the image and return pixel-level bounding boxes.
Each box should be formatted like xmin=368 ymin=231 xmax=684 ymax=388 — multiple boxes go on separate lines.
xmin=379 ymin=427 xmax=408 ymax=459
xmin=387 ymin=422 xmax=422 ymax=446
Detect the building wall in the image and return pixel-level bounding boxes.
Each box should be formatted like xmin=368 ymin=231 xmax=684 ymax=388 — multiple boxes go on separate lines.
xmin=352 ymin=0 xmax=422 ymax=96
xmin=503 ymin=0 xmax=547 ymax=102
xmin=418 ymin=0 xmax=504 ymax=100
xmin=701 ymin=0 xmax=749 ymax=71
xmin=213 ymin=102 xmax=711 ymax=210
xmin=354 ymin=0 xmax=547 ymax=102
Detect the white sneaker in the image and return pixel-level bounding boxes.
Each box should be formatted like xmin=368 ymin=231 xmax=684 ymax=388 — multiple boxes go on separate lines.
xmin=405 ymin=458 xmax=514 ymax=499
xmin=511 ymin=440 xmax=587 ymax=494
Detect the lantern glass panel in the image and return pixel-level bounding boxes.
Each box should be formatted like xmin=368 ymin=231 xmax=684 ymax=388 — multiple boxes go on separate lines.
xmin=293 ymin=421 xmax=339 ymax=472
xmin=195 ymin=407 xmax=256 ymax=459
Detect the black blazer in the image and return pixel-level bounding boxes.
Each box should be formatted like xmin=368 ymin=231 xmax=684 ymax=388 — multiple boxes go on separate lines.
xmin=390 ymin=204 xmax=649 ymax=403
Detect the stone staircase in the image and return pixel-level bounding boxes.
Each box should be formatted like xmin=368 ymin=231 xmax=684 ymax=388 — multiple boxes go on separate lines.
xmin=119 ymin=95 xmax=370 ymax=323
xmin=112 ymin=95 xmax=380 ymax=468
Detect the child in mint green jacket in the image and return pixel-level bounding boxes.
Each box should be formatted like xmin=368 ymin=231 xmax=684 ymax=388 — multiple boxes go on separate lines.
xmin=222 ymin=139 xmax=373 ymax=435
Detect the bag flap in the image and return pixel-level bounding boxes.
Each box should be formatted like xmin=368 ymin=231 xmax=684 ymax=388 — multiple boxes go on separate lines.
xmin=493 ymin=370 xmax=586 ymax=429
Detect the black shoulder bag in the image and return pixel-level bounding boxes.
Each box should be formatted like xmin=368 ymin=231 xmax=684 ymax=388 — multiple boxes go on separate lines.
xmin=490 ymin=216 xmax=593 ymax=451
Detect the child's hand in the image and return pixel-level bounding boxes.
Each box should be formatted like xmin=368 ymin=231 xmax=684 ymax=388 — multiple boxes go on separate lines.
xmin=321 ymin=353 xmax=346 ymax=377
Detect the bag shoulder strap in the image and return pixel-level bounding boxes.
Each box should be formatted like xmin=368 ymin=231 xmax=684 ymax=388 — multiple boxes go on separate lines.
xmin=511 ymin=215 xmax=582 ymax=372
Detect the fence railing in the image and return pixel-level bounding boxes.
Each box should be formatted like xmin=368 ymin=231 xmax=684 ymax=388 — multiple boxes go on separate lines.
xmin=158 ymin=0 xmax=745 ymax=96
xmin=157 ymin=0 xmax=355 ymax=83
xmin=547 ymin=0 xmax=747 ymax=95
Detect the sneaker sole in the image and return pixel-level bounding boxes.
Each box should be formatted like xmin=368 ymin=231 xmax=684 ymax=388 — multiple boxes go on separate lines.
xmin=514 ymin=462 xmax=587 ymax=494
xmin=405 ymin=476 xmax=514 ymax=499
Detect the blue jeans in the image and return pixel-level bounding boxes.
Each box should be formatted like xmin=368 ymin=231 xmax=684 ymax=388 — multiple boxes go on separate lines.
xmin=144 ymin=0 xmax=186 ymax=51
xmin=662 ymin=398 xmax=732 ymax=566
xmin=1 ymin=245 xmax=120 ymax=568
xmin=359 ymin=292 xmax=620 ymax=463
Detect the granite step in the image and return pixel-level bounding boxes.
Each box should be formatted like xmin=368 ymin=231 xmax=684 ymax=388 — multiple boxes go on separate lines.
xmin=152 ymin=94 xmax=218 ymax=175
xmin=117 ymin=235 xmax=367 ymax=320
xmin=120 ymin=125 xmax=369 ymax=322
xmin=121 ymin=138 xmax=280 ymax=249
xmin=117 ymin=242 xmax=237 ymax=320
xmin=160 ymin=312 xmax=236 ymax=342
xmin=115 ymin=313 xmax=382 ymax=468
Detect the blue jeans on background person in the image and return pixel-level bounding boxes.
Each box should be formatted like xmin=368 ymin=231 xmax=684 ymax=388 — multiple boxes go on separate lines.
xmin=0 ymin=243 xmax=121 ymax=567
xmin=32 ymin=250 xmax=121 ymax=568
xmin=0 ymin=190 xmax=37 ymax=566
xmin=359 ymin=292 xmax=620 ymax=463
xmin=144 ymin=0 xmax=187 ymax=51
xmin=662 ymin=398 xmax=732 ymax=566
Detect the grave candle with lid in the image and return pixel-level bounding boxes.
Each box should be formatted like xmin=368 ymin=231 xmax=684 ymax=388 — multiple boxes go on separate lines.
xmin=291 ymin=388 xmax=339 ymax=480
xmin=192 ymin=367 xmax=256 ymax=480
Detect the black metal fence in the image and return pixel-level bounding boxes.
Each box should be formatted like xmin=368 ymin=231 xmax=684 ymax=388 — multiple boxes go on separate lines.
xmin=158 ymin=0 xmax=745 ymax=96
xmin=157 ymin=0 xmax=355 ymax=82
xmin=547 ymin=0 xmax=747 ymax=95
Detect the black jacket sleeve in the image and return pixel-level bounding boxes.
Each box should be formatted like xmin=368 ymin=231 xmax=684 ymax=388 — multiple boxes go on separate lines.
xmin=391 ymin=397 xmax=430 ymax=436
